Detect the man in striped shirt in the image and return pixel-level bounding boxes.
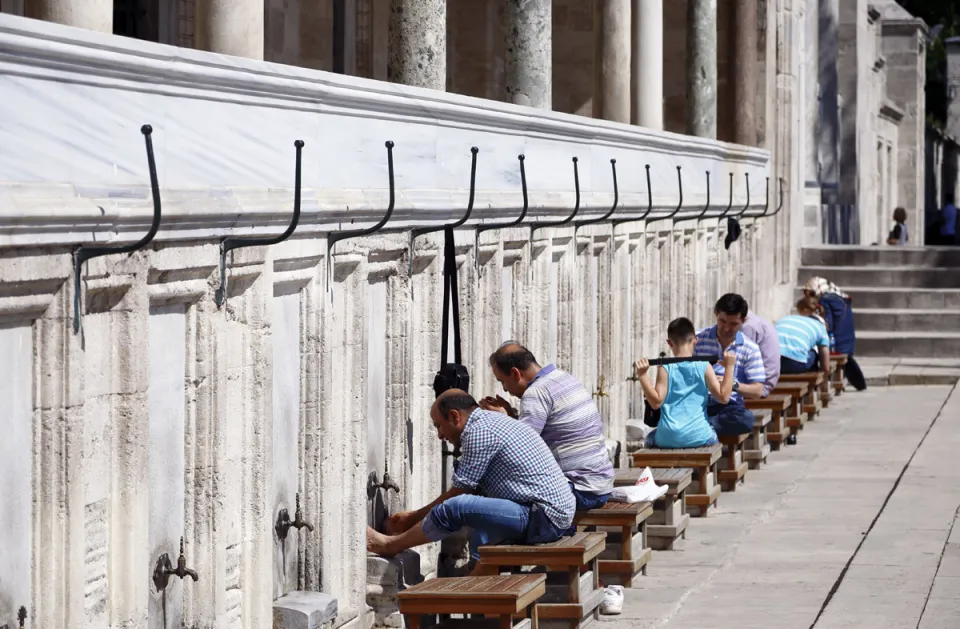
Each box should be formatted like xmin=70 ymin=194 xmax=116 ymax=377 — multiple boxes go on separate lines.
xmin=694 ymin=294 xmax=766 ymax=436
xmin=776 ymin=297 xmax=831 ymax=375
xmin=480 ymin=343 xmax=615 ymax=511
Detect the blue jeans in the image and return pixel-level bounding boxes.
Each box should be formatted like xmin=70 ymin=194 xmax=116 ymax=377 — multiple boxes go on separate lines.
xmin=571 ymin=484 xmax=609 ymax=511
xmin=707 ymin=401 xmax=755 ymax=436
xmin=424 ymin=495 xmax=564 ymax=560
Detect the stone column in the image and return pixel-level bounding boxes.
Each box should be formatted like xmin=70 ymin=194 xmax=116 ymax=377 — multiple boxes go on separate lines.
xmin=195 ymin=0 xmax=264 ymax=59
xmin=632 ymin=0 xmax=663 ymax=129
xmin=388 ymin=0 xmax=446 ymax=90
xmin=731 ymin=0 xmax=757 ymax=145
xmin=25 ymin=0 xmax=112 ymax=32
xmin=593 ymin=0 xmax=631 ymax=124
xmin=686 ymin=0 xmax=717 ymax=138
xmin=502 ymin=0 xmax=552 ymax=109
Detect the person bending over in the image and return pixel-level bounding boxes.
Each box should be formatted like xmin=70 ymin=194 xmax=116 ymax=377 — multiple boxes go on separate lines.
xmin=479 ymin=343 xmax=614 ymax=511
xmin=635 ymin=317 xmax=736 ymax=449
xmin=693 ymin=294 xmax=766 ymax=436
xmin=776 ymin=297 xmax=831 ymax=375
xmin=369 ymin=390 xmax=575 ymax=569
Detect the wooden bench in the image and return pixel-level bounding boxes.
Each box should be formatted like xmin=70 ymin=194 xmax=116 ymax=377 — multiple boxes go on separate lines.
xmin=745 ymin=395 xmax=791 ymax=449
xmin=574 ymin=501 xmax=652 ymax=587
xmin=717 ymin=433 xmax=749 ymax=490
xmin=632 ymin=445 xmax=721 ymax=517
xmin=779 ymin=371 xmax=826 ymax=420
xmin=773 ymin=381 xmax=809 ymax=434
xmin=830 ymin=353 xmax=849 ymax=395
xmin=744 ymin=410 xmax=771 ymax=468
xmin=398 ymin=574 xmax=545 ymax=629
xmin=477 ymin=533 xmax=605 ymax=629
xmin=614 ymin=468 xmax=691 ymax=550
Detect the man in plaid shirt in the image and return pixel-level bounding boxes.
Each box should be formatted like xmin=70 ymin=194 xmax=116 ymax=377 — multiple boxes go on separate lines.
xmin=367 ymin=389 xmax=575 ymax=566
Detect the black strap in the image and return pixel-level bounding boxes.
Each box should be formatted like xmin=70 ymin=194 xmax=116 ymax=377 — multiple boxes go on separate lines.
xmin=648 ymin=355 xmax=720 ymax=366
xmin=439 ymin=227 xmax=463 ymax=368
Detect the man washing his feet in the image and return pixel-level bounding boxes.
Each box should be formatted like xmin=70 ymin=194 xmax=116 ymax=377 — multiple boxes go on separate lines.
xmin=367 ymin=390 xmax=575 ymax=567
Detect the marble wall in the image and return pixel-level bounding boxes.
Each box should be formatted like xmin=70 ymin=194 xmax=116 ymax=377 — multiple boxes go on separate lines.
xmin=0 ymin=13 xmax=782 ymax=629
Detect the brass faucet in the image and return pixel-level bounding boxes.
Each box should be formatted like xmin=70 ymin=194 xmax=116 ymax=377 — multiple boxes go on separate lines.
xmin=153 ymin=537 xmax=199 ymax=593
xmin=592 ymin=375 xmax=609 ymax=400
xmin=275 ymin=493 xmax=315 ymax=541
xmin=367 ymin=470 xmax=401 ymax=499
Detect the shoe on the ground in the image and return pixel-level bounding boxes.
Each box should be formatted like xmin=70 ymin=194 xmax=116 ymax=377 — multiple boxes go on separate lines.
xmin=786 ymin=433 xmax=798 ymax=446
xmin=600 ymin=585 xmax=624 ymax=615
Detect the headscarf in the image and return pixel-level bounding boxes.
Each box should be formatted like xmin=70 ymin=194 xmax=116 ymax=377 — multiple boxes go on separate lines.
xmin=803 ymin=276 xmax=849 ymax=300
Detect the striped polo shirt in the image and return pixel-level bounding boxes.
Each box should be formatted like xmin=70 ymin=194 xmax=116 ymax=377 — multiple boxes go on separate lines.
xmin=775 ymin=315 xmax=830 ymax=363
xmin=693 ymin=327 xmax=766 ymax=404
xmin=518 ymin=365 xmax=615 ymax=495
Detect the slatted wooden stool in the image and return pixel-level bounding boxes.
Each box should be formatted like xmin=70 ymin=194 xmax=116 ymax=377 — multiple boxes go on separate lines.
xmin=477 ymin=533 xmax=605 ymax=629
xmin=773 ymin=381 xmax=809 ymax=435
xmin=779 ymin=372 xmax=825 ymax=421
xmin=745 ymin=395 xmax=791 ymax=449
xmin=744 ymin=410 xmax=771 ymax=469
xmin=574 ymin=501 xmax=652 ymax=587
xmin=397 ymin=574 xmax=546 ymax=629
xmin=632 ymin=445 xmax=721 ymax=517
xmin=717 ymin=432 xmax=749 ymax=490
xmin=830 ymin=353 xmax=849 ymax=396
xmin=614 ymin=468 xmax=691 ymax=550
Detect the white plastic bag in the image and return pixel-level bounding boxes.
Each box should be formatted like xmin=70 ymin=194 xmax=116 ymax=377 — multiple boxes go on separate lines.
xmin=609 ymin=467 xmax=668 ymax=503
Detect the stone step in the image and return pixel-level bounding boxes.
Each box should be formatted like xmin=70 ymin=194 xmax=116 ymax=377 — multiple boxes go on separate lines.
xmin=855 ymin=331 xmax=960 ymax=358
xmin=854 ymin=308 xmax=960 ymax=333
xmin=801 ymin=246 xmax=960 ymax=268
xmin=798 ymin=266 xmax=960 ymax=289
xmin=841 ymin=287 xmax=960 ymax=310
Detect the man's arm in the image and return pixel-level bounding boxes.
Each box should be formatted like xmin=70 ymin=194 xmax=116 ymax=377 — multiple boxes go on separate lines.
xmin=738 ymin=345 xmax=767 ymax=400
xmin=516 ymin=387 xmax=551 ymax=434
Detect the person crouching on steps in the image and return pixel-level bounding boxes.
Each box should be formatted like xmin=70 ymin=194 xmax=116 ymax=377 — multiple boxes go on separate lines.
xmin=634 ymin=317 xmax=736 ymax=449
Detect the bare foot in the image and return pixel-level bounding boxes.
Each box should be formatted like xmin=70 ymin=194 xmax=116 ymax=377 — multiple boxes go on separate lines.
xmin=367 ymin=526 xmax=394 ymax=556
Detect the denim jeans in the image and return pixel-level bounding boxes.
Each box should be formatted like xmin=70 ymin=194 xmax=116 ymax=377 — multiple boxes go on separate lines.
xmin=571 ymin=484 xmax=610 ymax=511
xmin=707 ymin=401 xmax=755 ymax=436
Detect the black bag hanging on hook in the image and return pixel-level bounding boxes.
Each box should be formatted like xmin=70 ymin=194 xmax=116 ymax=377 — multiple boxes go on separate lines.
xmin=433 ymin=227 xmax=471 ymax=397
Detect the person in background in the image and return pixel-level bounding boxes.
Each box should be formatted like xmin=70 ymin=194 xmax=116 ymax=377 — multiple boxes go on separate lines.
xmin=740 ymin=309 xmax=781 ymax=397
xmin=775 ymin=297 xmax=831 ymax=375
xmin=634 ymin=317 xmax=735 ymax=449
xmin=940 ymin=193 xmax=957 ymax=246
xmin=887 ymin=207 xmax=909 ymax=246
xmin=803 ymin=277 xmax=866 ymax=390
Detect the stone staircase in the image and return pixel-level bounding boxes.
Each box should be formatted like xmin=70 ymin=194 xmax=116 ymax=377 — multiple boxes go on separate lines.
xmin=798 ymin=247 xmax=960 ymax=384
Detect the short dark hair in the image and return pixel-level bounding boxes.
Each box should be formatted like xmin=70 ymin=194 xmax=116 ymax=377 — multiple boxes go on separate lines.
xmin=714 ymin=293 xmax=749 ymax=319
xmin=893 ymin=207 xmax=907 ymax=223
xmin=437 ymin=392 xmax=478 ymax=418
xmin=667 ymin=317 xmax=696 ymax=344
xmin=489 ymin=343 xmax=539 ymax=375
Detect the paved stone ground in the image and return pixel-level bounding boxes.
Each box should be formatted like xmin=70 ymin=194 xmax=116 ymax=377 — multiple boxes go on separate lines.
xmin=601 ymin=383 xmax=960 ymax=629
xmin=857 ymin=357 xmax=960 ymax=387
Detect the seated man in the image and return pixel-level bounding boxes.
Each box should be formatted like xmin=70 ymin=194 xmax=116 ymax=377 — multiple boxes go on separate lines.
xmin=694 ymin=294 xmax=766 ymax=436
xmin=479 ymin=343 xmax=614 ymax=511
xmin=740 ymin=309 xmax=781 ymax=397
xmin=635 ymin=317 xmax=736 ymax=449
xmin=369 ymin=390 xmax=575 ymax=568
xmin=776 ymin=297 xmax=831 ymax=375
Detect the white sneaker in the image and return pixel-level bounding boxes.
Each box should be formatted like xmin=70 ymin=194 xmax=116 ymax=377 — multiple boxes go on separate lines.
xmin=600 ymin=585 xmax=624 ymax=615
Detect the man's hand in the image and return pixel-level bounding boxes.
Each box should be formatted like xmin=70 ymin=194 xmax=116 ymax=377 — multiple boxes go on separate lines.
xmin=722 ymin=351 xmax=737 ymax=369
xmin=634 ymin=358 xmax=650 ymax=377
xmin=480 ymin=395 xmax=515 ymax=417
xmin=383 ymin=510 xmax=418 ymax=535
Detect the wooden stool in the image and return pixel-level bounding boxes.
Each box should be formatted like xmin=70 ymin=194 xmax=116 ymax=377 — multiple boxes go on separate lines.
xmin=773 ymin=381 xmax=809 ymax=435
xmin=477 ymin=533 xmax=606 ymax=629
xmin=632 ymin=445 xmax=722 ymax=517
xmin=745 ymin=395 xmax=791 ymax=449
xmin=717 ymin=433 xmax=749 ymax=490
xmin=574 ymin=501 xmax=652 ymax=586
xmin=745 ymin=411 xmax=771 ymax=468
xmin=779 ymin=371 xmax=826 ymax=421
xmin=398 ymin=574 xmax=546 ymax=629
xmin=614 ymin=468 xmax=691 ymax=550
xmin=830 ymin=353 xmax=849 ymax=395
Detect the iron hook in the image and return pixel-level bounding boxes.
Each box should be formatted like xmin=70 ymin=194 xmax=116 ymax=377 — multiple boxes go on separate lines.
xmin=612 ymin=164 xmax=652 ymax=229
xmin=764 ymin=177 xmax=786 ymax=218
xmin=574 ymin=158 xmax=619 ymax=234
xmin=647 ymin=166 xmax=684 ymax=225
xmin=717 ymin=172 xmax=734 ymax=223
xmin=735 ymin=173 xmax=751 ymax=218
xmin=216 ymin=139 xmax=304 ymax=309
xmin=675 ymin=170 xmax=711 ymax=225
xmin=530 ymin=156 xmax=580 ymax=238
xmin=73 ymin=124 xmax=163 ymax=335
xmin=475 ymin=154 xmax=528 ymax=276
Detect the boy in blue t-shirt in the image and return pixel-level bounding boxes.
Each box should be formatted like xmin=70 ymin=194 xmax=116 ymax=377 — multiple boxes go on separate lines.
xmin=635 ymin=317 xmax=736 ymax=449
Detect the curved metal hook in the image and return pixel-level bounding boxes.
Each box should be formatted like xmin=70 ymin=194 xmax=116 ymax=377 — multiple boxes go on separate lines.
xmin=475 ymin=154 xmax=528 ymax=277
xmin=675 ymin=170 xmax=711 ymax=225
xmin=574 ymin=158 xmax=619 ymax=233
xmin=327 ymin=141 xmax=395 ymax=290
xmin=717 ymin=172 xmax=734 ymax=223
xmin=612 ymin=164 xmax=652 ymax=229
xmin=647 ymin=166 xmax=684 ymax=225
xmin=530 ymin=157 xmax=580 ymax=237
xmin=735 ymin=173 xmax=751 ymax=218
xmin=74 ymin=124 xmax=163 ymax=335
xmin=216 ymin=139 xmax=304 ymax=309
xmin=755 ymin=177 xmax=770 ymax=218
xmin=763 ymin=177 xmax=785 ymax=217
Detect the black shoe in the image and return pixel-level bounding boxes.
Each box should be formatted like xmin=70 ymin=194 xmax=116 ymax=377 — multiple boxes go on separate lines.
xmin=786 ymin=434 xmax=797 ymax=446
